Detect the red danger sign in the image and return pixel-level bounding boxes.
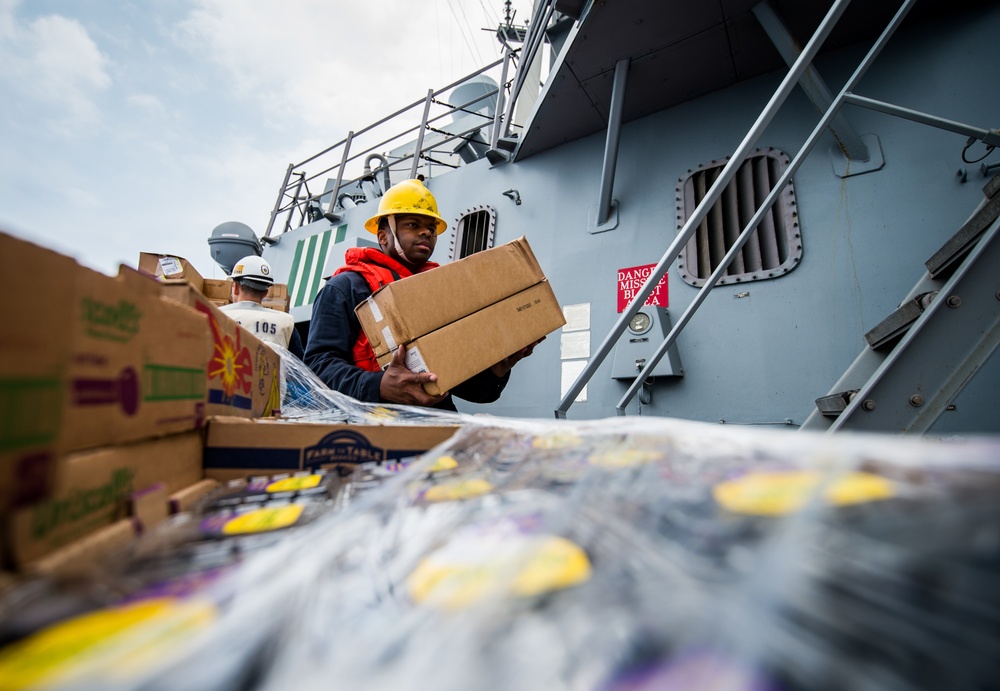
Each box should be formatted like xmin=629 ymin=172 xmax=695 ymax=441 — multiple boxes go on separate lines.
xmin=617 ymin=264 xmax=668 ymax=313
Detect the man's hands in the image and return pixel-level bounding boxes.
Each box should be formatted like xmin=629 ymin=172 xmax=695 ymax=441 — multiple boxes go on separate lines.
xmin=490 ymin=337 xmax=545 ymax=378
xmin=379 ymin=345 xmax=449 ymax=406
xmin=380 ymin=336 xmax=544 ymax=405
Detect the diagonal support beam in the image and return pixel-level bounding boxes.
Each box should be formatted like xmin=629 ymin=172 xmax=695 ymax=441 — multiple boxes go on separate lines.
xmin=555 ymin=0 xmax=857 ymax=418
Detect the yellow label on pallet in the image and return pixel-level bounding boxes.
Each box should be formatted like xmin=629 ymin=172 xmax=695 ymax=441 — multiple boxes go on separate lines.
xmin=0 ymin=598 xmax=216 ymax=690
xmin=408 ymin=535 xmax=591 ymax=609
xmin=713 ymin=470 xmax=895 ymax=516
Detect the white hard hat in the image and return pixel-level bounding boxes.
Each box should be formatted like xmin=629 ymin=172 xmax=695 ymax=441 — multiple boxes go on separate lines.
xmin=230 ymin=255 xmax=274 ymax=289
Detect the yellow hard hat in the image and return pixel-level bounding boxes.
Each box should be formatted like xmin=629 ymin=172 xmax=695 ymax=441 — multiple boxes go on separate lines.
xmin=363 ymin=178 xmax=448 ymax=235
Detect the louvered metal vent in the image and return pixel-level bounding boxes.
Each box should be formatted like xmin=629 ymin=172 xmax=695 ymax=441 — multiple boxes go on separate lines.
xmin=676 ymin=148 xmax=801 ymax=287
xmin=450 ymin=205 xmax=497 ymax=260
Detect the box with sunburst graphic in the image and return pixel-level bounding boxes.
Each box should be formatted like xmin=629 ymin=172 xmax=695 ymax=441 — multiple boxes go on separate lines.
xmin=159 ymin=282 xmax=282 ymax=419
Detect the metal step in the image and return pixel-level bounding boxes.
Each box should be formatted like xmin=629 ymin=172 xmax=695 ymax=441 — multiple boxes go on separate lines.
xmin=864 ymin=291 xmax=936 ymax=350
xmin=925 ymin=173 xmax=1000 ymax=278
xmin=803 ymin=196 xmax=1000 ymax=432
xmin=815 ymin=390 xmax=859 ymax=417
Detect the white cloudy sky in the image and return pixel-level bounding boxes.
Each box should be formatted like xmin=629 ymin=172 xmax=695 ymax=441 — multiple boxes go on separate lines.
xmin=0 ymin=0 xmax=532 ymax=278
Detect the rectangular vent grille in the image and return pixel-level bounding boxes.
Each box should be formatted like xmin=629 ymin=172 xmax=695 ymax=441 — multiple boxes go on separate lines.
xmin=450 ymin=206 xmax=496 ymax=260
xmin=676 ymin=148 xmax=801 ymax=287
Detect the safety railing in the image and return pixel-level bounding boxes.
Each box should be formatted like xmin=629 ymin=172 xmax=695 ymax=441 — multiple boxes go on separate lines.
xmin=263 ymin=56 xmax=509 ymax=241
xmin=261 ymin=0 xmax=559 ymax=242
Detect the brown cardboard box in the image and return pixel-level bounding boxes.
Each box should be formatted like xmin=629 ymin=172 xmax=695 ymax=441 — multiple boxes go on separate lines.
xmin=138 ymin=252 xmax=206 ymax=293
xmin=202 ymin=278 xmax=290 ymax=314
xmin=25 ymin=520 xmax=136 ymax=577
xmin=1 ymin=232 xmax=77 ymax=510
xmin=203 ymin=416 xmax=459 ymax=482
xmin=3 ymin=232 xmax=209 ymax=511
xmin=61 ymin=266 xmax=210 ymax=452
xmin=262 ymin=283 xmax=289 ymax=313
xmin=168 ymin=479 xmax=221 ymax=514
xmin=202 ymin=278 xmax=234 ymax=301
xmin=3 ymin=431 xmax=203 ymax=568
xmin=159 ymin=283 xmax=282 ymax=419
xmin=375 ymin=280 xmax=565 ymax=396
xmin=357 ymin=236 xmax=546 ymax=357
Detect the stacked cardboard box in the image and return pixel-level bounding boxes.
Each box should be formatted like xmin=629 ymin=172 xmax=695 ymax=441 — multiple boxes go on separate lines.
xmin=356 ymin=236 xmax=565 ymax=395
xmin=1 ymin=233 xmax=210 ymax=513
xmin=197 ymin=277 xmax=291 ymax=313
xmin=4 ymin=432 xmax=203 ymax=568
xmin=1 ymin=234 xmax=285 ymax=570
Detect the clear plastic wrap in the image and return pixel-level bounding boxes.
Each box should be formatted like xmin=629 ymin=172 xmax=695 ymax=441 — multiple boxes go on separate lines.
xmin=1 ymin=414 xmax=997 ymax=691
xmin=273 ymin=343 xmax=465 ymax=426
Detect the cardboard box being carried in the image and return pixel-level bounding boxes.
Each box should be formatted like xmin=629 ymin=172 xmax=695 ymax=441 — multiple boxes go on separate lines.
xmin=357 ymin=236 xmax=546 ymax=358
xmin=159 ymin=283 xmax=282 ymax=419
xmin=203 ymin=416 xmax=459 ymax=483
xmin=375 ymin=280 xmax=565 ymax=396
xmin=3 ymin=232 xmax=210 ymax=511
xmin=2 ymin=431 xmax=203 ymax=568
xmin=356 ymin=236 xmax=565 ymax=396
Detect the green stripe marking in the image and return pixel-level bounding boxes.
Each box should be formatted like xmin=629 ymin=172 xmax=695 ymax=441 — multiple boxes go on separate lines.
xmin=287 ymin=237 xmax=306 ymax=308
xmin=307 ymin=228 xmax=334 ymax=304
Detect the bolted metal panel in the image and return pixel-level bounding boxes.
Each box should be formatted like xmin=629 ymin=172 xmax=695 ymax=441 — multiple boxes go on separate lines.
xmin=677 ymin=148 xmax=801 ymax=286
xmin=449 ymin=205 xmax=497 ymax=261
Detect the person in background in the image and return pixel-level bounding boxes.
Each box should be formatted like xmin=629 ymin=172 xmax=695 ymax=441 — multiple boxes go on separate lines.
xmin=222 ymin=255 xmax=304 ymax=358
xmin=304 ymin=177 xmax=536 ymax=410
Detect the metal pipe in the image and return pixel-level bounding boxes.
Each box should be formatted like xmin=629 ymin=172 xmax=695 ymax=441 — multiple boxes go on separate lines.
xmin=616 ymin=0 xmax=920 ymax=413
xmin=597 ymin=59 xmax=630 ymax=226
xmin=265 ymin=163 xmax=295 ymax=239
xmin=284 ymin=173 xmax=307 ymax=235
xmin=842 ymin=93 xmax=1000 ymax=147
xmin=501 ymin=1 xmax=554 ymax=143
xmin=364 ymin=153 xmax=392 ymax=193
xmin=327 ymin=131 xmax=353 ymax=216
xmin=752 ymin=1 xmax=870 ymax=162
xmin=491 ymin=46 xmax=514 ymax=148
xmin=556 ymin=0 xmax=855 ymax=418
xmin=410 ymin=89 xmax=434 ymax=179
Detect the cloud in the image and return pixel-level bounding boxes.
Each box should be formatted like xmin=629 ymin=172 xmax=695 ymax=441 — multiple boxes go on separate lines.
xmin=178 ymin=0 xmax=511 ymax=134
xmin=0 ymin=0 xmax=111 ymax=134
xmin=127 ymin=92 xmax=165 ymax=113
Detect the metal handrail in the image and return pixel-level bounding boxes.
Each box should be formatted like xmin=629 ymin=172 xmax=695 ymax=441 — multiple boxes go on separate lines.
xmin=555 ymin=0 xmax=858 ymax=418
xmin=263 ymin=57 xmax=513 ymax=240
